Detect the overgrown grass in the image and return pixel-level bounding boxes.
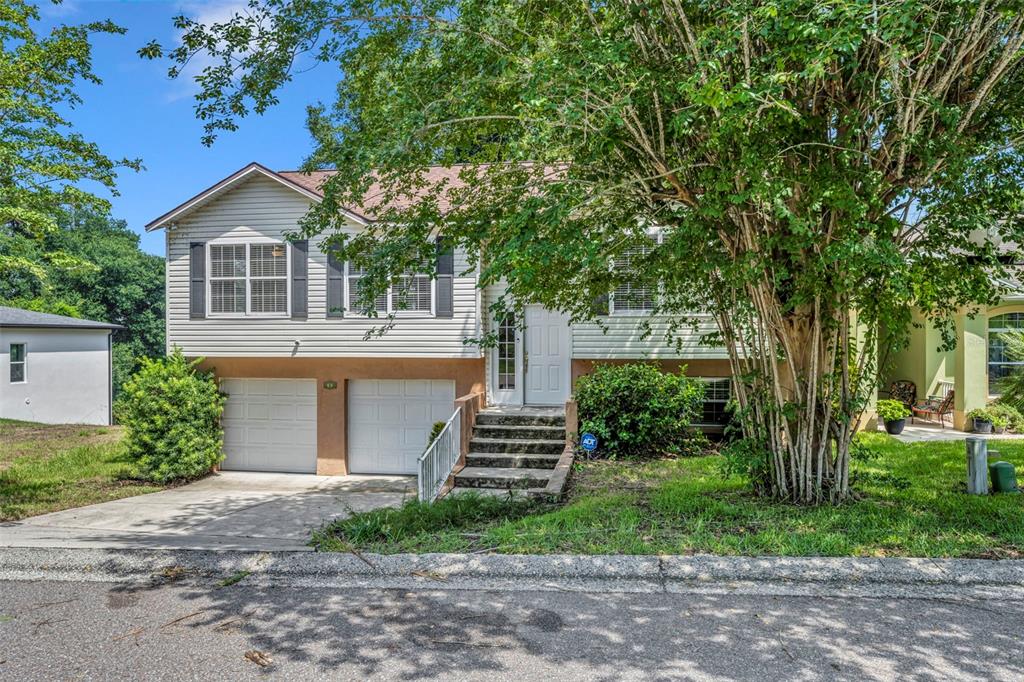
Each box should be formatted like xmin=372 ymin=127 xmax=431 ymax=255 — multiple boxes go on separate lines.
xmin=0 ymin=420 xmax=164 ymax=521
xmin=313 ymin=433 xmax=1024 ymax=558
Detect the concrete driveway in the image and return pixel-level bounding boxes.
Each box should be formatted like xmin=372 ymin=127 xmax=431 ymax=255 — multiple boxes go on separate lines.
xmin=0 ymin=472 xmax=413 ymax=551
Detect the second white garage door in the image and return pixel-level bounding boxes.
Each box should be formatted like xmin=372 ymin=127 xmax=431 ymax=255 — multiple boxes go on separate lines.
xmin=348 ymin=379 xmax=456 ymax=474
xmin=221 ymin=378 xmax=317 ymax=473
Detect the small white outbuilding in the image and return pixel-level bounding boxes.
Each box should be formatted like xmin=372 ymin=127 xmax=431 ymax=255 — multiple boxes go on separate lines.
xmin=0 ymin=306 xmax=122 ymax=426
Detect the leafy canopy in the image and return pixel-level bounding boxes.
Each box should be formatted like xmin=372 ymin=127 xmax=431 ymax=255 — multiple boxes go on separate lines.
xmin=150 ymin=0 xmax=1024 ymax=501
xmin=1 ymin=0 xmax=141 ymax=283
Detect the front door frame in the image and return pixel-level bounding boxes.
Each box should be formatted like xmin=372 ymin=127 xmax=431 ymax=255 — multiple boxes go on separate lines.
xmin=489 ymin=312 xmax=524 ymax=406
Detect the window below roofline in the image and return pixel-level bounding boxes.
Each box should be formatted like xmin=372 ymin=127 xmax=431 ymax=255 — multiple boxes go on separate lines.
xmin=205 ymin=239 xmax=291 ymax=319
xmin=9 ymin=342 xmax=27 ymax=384
xmin=344 ymin=261 xmax=435 ymax=318
xmin=609 ymin=230 xmax=663 ymax=316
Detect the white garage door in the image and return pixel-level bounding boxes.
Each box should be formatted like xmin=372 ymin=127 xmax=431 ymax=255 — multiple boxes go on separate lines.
xmin=221 ymin=378 xmax=317 ymax=473
xmin=348 ymin=379 xmax=456 ymax=474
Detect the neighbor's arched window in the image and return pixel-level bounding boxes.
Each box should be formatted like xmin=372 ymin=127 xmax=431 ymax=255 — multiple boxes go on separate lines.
xmin=988 ymin=313 xmax=1024 ymax=392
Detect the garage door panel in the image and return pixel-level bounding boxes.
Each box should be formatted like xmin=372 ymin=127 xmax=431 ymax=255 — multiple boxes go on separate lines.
xmin=404 ymin=403 xmax=429 ymax=422
xmin=348 ymin=379 xmax=456 ymax=474
xmin=221 ymin=378 xmax=317 ymax=473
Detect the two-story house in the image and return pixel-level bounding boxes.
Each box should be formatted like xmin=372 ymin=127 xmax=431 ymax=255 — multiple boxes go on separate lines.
xmin=146 ymin=162 xmax=739 ymax=476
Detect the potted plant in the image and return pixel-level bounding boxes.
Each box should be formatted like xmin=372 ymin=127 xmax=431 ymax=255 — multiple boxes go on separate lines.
xmin=877 ymin=399 xmax=911 ymax=435
xmin=992 ymin=414 xmax=1009 ymax=434
xmin=966 ymin=408 xmax=994 ymax=434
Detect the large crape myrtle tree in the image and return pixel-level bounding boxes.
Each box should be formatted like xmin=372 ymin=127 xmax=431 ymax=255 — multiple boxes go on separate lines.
xmin=148 ymin=0 xmax=1024 ymax=503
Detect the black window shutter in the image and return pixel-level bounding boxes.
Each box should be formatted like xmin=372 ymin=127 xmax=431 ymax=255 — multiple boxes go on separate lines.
xmin=290 ymin=240 xmax=309 ymax=319
xmin=326 ymin=248 xmax=345 ymax=318
xmin=591 ymin=293 xmax=609 ymax=316
xmin=435 ymin=237 xmax=454 ymax=318
xmin=189 ymin=242 xmax=206 ymax=319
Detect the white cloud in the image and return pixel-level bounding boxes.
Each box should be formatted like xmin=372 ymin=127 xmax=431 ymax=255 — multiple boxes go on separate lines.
xmin=165 ymin=0 xmax=253 ymax=102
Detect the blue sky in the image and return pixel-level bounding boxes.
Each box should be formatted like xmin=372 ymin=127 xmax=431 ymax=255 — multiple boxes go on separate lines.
xmin=41 ymin=0 xmax=338 ymax=255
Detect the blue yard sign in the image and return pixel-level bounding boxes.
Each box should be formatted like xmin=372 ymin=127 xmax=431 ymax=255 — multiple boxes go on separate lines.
xmin=580 ymin=433 xmax=598 ymax=452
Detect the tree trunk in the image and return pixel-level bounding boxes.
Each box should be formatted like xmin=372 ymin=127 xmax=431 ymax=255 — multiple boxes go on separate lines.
xmin=717 ymin=291 xmax=872 ymax=504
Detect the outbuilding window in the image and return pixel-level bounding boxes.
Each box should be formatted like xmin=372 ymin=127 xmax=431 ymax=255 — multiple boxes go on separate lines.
xmin=9 ymin=343 xmax=26 ymax=383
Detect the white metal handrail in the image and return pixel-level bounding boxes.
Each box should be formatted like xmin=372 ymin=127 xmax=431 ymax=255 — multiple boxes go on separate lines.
xmin=417 ymin=405 xmax=462 ymax=502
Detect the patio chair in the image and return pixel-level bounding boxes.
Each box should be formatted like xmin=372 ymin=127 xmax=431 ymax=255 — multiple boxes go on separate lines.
xmin=911 ymin=390 xmax=955 ymax=428
xmin=888 ymin=380 xmax=917 ymax=411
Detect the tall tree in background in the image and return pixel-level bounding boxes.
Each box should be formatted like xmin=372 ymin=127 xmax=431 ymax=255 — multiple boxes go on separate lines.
xmin=0 ymin=209 xmax=165 ymax=390
xmin=152 ymin=0 xmax=1024 ymax=503
xmin=1 ymin=0 xmax=142 ymax=308
xmin=1 ymin=0 xmax=158 ymax=388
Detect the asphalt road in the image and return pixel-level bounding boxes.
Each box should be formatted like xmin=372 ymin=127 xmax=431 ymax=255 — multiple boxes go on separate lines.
xmin=1 ymin=577 xmax=1022 ymax=681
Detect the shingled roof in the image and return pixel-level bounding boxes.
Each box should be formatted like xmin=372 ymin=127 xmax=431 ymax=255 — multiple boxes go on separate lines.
xmin=147 ymin=161 xmax=561 ymax=231
xmin=0 ymin=306 xmax=122 ymax=330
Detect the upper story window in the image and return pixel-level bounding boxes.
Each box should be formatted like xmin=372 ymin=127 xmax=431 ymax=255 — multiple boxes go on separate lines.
xmin=208 ymin=242 xmax=289 ymax=316
xmin=988 ymin=312 xmax=1024 ymax=392
xmin=610 ymin=233 xmax=660 ymax=315
xmin=346 ymin=262 xmax=433 ymax=315
xmin=9 ymin=343 xmax=26 ymax=383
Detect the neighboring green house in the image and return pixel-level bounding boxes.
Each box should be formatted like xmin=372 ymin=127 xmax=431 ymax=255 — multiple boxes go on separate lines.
xmin=883 ymin=294 xmax=1024 ymax=430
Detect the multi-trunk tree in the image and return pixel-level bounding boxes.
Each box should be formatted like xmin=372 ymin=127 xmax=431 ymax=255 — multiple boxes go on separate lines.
xmin=151 ymin=0 xmax=1024 ymax=503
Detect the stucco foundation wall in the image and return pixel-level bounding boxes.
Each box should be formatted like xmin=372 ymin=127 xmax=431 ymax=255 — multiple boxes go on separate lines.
xmin=197 ymin=357 xmax=484 ymax=475
xmin=0 ymin=328 xmax=112 ymax=425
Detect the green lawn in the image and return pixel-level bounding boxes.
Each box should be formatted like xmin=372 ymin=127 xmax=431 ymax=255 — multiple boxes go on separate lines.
xmin=0 ymin=419 xmax=164 ymax=521
xmin=312 ymin=433 xmax=1024 ymax=558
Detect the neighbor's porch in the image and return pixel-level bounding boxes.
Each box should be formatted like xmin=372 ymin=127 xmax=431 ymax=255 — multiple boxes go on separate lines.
xmin=881 ymin=299 xmax=1024 ymax=430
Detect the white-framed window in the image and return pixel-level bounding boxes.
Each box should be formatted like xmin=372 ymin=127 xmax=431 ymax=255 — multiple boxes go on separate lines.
xmin=497 ymin=313 xmax=516 ymax=390
xmin=610 ymin=232 xmax=660 ymax=315
xmin=345 ymin=262 xmax=433 ymax=316
xmin=208 ymin=241 xmax=289 ymax=317
xmin=697 ymin=377 xmax=731 ymax=425
xmin=988 ymin=312 xmax=1024 ymax=393
xmin=9 ymin=343 xmax=26 ymax=383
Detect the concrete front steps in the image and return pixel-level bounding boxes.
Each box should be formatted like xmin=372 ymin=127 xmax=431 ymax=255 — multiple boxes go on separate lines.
xmin=453 ymin=410 xmax=566 ymax=495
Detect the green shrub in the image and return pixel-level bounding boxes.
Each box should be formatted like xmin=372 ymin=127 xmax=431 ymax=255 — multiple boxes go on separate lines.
xmin=989 ymin=402 xmax=1024 ymax=432
xmin=718 ymin=437 xmax=772 ymax=495
xmin=574 ymin=363 xmax=704 ymax=458
xmin=966 ymin=407 xmax=994 ymax=423
xmin=115 ymin=349 xmax=226 ymax=483
xmin=876 ymin=399 xmax=910 ymax=423
xmin=427 ymin=421 xmax=446 ymax=447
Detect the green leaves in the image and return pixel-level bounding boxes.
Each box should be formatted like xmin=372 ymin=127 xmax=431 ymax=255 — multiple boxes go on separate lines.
xmin=115 ymin=349 xmax=226 ymax=483
xmin=159 ymin=0 xmax=1024 ymax=501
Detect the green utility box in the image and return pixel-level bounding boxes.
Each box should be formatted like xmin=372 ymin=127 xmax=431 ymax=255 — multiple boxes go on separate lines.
xmin=988 ymin=461 xmax=1020 ymax=494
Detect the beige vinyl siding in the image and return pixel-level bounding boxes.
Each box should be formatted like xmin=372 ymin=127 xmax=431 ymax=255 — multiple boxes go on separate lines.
xmin=166 ymin=174 xmax=481 ymax=358
xmin=572 ymin=315 xmax=728 ymax=359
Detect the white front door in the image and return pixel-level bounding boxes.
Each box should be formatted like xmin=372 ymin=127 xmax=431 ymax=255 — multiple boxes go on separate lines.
xmin=221 ymin=378 xmax=318 ymax=473
xmin=524 ymin=305 xmax=571 ymax=406
xmin=347 ymin=379 xmax=456 ymax=474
